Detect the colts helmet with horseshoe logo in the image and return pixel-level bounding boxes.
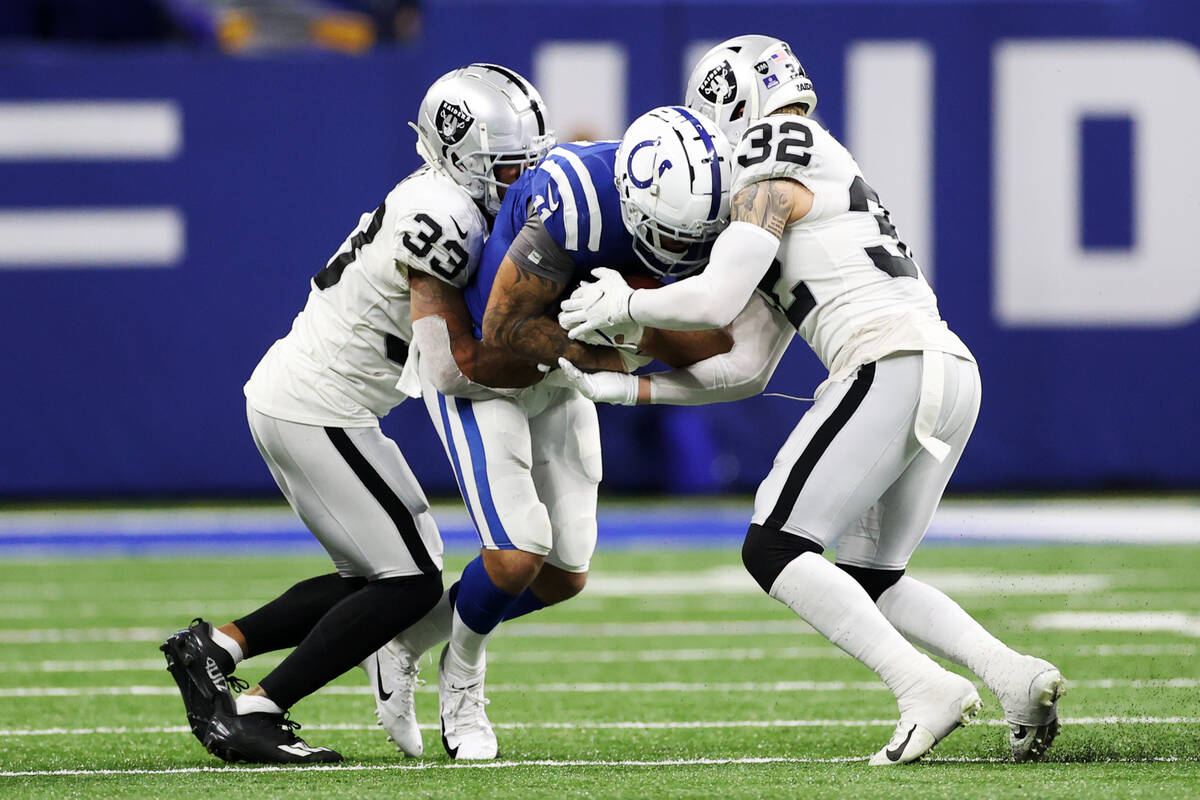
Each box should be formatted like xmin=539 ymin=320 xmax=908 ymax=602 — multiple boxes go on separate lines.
xmin=614 ymin=106 xmax=732 ymax=278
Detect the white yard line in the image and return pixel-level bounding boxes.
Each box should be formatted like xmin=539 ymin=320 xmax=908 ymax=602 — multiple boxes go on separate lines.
xmin=4 ymin=753 xmax=1199 ymax=777
xmin=2 ymin=678 xmax=1197 ymax=698
xmin=0 ymin=647 xmax=846 ymax=673
xmin=1033 ymin=611 xmax=1200 ymax=638
xmin=1074 ymin=644 xmax=1197 ymax=656
xmin=22 ymin=605 xmax=1200 ymax=644
xmin=0 ymin=621 xmax=826 ymax=644
xmin=1 ymin=716 xmax=1196 ymax=738
xmin=1 ymin=642 xmax=1193 ymax=674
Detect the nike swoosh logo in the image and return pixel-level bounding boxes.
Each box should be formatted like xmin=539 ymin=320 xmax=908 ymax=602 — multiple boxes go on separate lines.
xmin=543 ymin=184 xmax=561 ymax=213
xmin=450 ymin=217 xmax=468 ymax=239
xmin=441 ymin=719 xmax=459 ymax=759
xmin=374 ymin=654 xmax=392 ymax=701
xmin=885 ymin=724 xmax=918 ymax=762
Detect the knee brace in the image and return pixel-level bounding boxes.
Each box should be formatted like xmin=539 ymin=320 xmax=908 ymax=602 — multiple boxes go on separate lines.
xmin=741 ymin=523 xmax=824 ymax=594
xmin=836 ymin=563 xmax=904 ymax=602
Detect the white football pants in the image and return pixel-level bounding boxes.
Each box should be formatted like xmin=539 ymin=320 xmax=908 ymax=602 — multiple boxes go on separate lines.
xmin=246 ymin=402 xmax=444 ymax=579
xmin=752 ymin=351 xmax=980 ymax=570
xmin=423 ymin=380 xmax=602 ymax=573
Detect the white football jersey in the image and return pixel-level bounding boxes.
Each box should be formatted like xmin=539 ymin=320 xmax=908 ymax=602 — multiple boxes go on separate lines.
xmin=732 ymin=115 xmax=972 ymax=382
xmin=244 ymin=166 xmax=487 ymax=426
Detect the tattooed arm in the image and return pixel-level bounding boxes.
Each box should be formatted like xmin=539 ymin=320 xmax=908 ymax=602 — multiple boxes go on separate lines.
xmin=729 ymin=178 xmax=811 ymax=235
xmin=482 ymin=255 xmax=628 ymax=371
xmin=409 ymin=270 xmax=542 ymax=392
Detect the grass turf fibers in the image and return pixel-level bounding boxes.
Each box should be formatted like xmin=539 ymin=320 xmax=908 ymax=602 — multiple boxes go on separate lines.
xmin=1 ymin=543 xmax=1198 ymax=798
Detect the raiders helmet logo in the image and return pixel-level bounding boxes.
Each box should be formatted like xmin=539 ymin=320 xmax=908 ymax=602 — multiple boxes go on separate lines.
xmin=697 ymin=60 xmax=737 ymax=104
xmin=435 ymin=100 xmax=474 ymax=145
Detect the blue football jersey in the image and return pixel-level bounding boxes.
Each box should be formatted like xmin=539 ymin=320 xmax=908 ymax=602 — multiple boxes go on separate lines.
xmin=464 ymin=141 xmax=640 ymax=333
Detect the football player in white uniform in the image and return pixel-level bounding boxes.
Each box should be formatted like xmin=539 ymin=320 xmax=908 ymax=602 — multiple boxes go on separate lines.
xmin=558 ymin=36 xmax=1065 ymax=765
xmin=160 ymin=64 xmax=553 ymax=763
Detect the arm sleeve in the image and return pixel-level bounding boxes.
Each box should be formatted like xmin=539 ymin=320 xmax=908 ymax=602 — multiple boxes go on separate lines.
xmin=410 ymin=315 xmax=519 ymax=401
xmin=645 ymin=292 xmax=794 ymax=405
xmin=507 ymin=212 xmax=577 ymax=284
xmin=626 ymin=222 xmax=781 ymax=330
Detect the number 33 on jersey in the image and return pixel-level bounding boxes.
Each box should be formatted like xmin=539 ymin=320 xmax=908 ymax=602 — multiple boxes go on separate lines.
xmin=245 ymin=166 xmax=487 ymax=428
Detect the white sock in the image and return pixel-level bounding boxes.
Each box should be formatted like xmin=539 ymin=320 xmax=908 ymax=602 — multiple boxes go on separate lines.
xmin=395 ymin=589 xmax=454 ymax=658
xmin=444 ymin=608 xmax=490 ymax=677
xmin=235 ymin=693 xmax=284 ymax=716
xmin=876 ymin=576 xmax=1017 ymax=688
xmin=770 ymin=552 xmax=942 ymax=698
xmin=210 ymin=627 xmax=244 ymax=666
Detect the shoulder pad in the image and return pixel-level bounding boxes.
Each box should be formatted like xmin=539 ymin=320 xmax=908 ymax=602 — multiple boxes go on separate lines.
xmin=732 ymin=116 xmax=819 ymax=194
xmin=527 ymin=147 xmax=612 ymax=253
xmin=393 ymin=175 xmax=486 ymax=289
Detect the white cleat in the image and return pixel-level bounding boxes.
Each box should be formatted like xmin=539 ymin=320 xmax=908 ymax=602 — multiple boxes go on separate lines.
xmin=993 ymin=656 xmax=1066 ymax=762
xmin=869 ymin=671 xmax=982 ymax=766
xmin=360 ymin=641 xmax=424 ymax=757
xmin=437 ymin=646 xmax=498 ymax=760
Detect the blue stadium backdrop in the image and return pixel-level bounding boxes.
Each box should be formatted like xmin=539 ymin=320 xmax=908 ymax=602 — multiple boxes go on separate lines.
xmin=1 ymin=0 xmax=1197 ymax=496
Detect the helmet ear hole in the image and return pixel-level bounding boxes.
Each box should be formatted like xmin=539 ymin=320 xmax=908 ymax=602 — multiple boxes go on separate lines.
xmin=730 ymin=101 xmax=746 ymax=121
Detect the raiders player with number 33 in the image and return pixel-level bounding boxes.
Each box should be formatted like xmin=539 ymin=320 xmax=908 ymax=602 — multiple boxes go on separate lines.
xmin=558 ymin=35 xmax=1066 ymax=765
xmin=160 ymin=64 xmax=553 ymax=763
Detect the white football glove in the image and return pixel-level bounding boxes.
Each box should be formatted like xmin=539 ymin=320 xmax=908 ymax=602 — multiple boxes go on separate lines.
xmin=568 ymin=316 xmax=645 ymax=352
xmin=554 ymin=357 xmax=639 ymax=406
xmin=559 ymin=267 xmax=635 ymax=340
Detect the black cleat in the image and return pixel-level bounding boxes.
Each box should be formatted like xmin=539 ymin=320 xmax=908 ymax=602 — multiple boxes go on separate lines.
xmin=202 ymin=707 xmax=343 ymax=764
xmin=160 ymin=618 xmax=247 ymax=743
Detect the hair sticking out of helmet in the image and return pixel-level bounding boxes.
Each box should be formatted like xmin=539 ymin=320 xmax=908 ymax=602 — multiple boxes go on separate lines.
xmin=615 ymin=106 xmax=733 ymax=278
xmin=411 ymin=64 xmax=556 ymax=214
xmin=684 ymin=35 xmax=818 ymax=143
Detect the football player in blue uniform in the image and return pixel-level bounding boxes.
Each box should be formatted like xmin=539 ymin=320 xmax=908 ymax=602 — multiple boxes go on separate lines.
xmin=402 ymin=107 xmax=735 ymax=759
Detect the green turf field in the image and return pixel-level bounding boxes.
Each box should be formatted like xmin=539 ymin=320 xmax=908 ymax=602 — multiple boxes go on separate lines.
xmin=2 ymin=544 xmax=1199 ymax=798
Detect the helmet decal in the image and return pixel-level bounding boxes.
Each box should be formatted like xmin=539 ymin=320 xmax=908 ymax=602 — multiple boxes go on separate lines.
xmin=753 ymin=60 xmax=770 ymax=75
xmin=697 ymin=60 xmax=738 ymax=104
xmin=435 ymin=100 xmax=474 ymax=145
xmin=626 ymin=138 xmax=660 ymax=189
xmin=672 ymin=106 xmax=722 ymax=222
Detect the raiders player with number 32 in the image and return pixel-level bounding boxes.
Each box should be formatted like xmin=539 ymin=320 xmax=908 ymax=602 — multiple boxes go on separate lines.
xmin=160 ymin=64 xmax=553 ymax=764
xmin=558 ymin=35 xmax=1066 ymax=765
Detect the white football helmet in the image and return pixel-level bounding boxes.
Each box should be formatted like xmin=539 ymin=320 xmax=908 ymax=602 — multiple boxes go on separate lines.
xmin=615 ymin=106 xmax=732 ymax=278
xmin=412 ymin=64 xmax=555 ymax=214
xmin=685 ymin=35 xmax=818 ymax=142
